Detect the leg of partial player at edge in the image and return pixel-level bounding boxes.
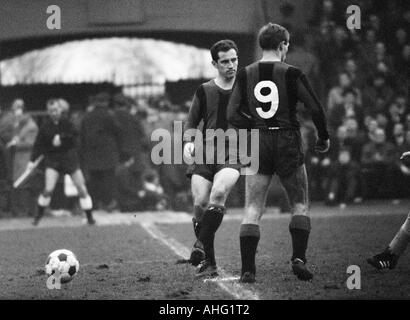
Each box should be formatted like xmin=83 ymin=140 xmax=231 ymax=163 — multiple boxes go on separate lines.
xmin=389 ymin=214 xmax=410 ymax=256
xmin=367 ymin=213 xmax=410 ymax=270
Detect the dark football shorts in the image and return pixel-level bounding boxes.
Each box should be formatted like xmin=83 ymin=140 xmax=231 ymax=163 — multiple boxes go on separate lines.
xmin=186 ymin=140 xmax=243 ymax=182
xmin=256 ymin=129 xmax=304 ymax=177
xmin=44 ymin=149 xmax=80 ymax=175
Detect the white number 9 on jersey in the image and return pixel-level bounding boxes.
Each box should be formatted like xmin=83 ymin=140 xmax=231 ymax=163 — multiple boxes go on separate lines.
xmin=254 ymin=80 xmax=279 ymax=119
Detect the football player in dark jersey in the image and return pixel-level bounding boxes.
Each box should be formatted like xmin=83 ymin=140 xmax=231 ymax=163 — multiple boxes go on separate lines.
xmin=367 ymin=151 xmax=410 ymax=270
xmin=183 ymin=40 xmax=242 ymax=277
xmin=227 ymin=23 xmax=330 ymax=283
xmin=30 ymin=99 xmax=96 ymax=226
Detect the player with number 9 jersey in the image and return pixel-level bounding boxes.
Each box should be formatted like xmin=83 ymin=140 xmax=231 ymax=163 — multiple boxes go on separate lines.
xmin=227 ymin=23 xmax=330 ymax=284
xmin=227 ymin=50 xmax=329 ymax=176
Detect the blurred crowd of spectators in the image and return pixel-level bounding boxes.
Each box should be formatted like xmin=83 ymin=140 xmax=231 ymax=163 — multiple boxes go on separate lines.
xmin=0 ymin=94 xmax=192 ymax=217
xmin=302 ymin=0 xmax=410 ymax=206
xmin=0 ymin=99 xmax=39 ymax=216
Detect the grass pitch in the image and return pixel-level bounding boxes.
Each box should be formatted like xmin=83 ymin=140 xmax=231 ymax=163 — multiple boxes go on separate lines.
xmin=1 ymin=201 xmax=410 ymax=300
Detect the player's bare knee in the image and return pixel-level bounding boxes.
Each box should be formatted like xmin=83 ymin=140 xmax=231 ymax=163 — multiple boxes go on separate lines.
xmin=243 ymin=206 xmax=262 ymax=224
xmin=242 ymin=213 xmax=260 ymax=225
xmin=192 ymin=187 xmax=209 ymax=208
xmin=242 ymin=207 xmax=260 ymax=224
xmin=210 ymin=184 xmax=228 ymax=204
xmin=245 ymin=197 xmax=265 ymax=213
xmin=193 ymin=197 xmax=208 ymax=209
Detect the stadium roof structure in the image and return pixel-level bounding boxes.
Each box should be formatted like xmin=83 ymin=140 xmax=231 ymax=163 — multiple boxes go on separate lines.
xmin=0 ymin=38 xmax=215 ymax=86
xmin=0 ymin=0 xmax=303 ymax=60
xmin=0 ymin=0 xmax=268 ymax=43
xmin=0 ymin=0 xmax=309 ymax=85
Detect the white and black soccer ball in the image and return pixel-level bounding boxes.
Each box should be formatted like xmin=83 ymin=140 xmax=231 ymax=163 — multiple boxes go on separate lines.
xmin=45 ymin=249 xmax=80 ymax=284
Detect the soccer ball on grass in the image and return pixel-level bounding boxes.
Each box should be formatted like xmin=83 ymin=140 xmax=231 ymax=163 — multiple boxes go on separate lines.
xmin=45 ymin=249 xmax=79 ymax=284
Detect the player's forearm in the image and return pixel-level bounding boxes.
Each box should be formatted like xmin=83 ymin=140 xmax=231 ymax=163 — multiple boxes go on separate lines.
xmin=183 ymin=120 xmax=201 ymax=142
xmin=297 ymin=76 xmax=329 ymax=140
xmin=184 ymin=115 xmax=200 ymax=135
xmin=183 ymin=106 xmax=202 ymax=141
xmin=227 ymin=89 xmax=251 ymax=129
xmin=311 ymin=112 xmax=329 ymax=140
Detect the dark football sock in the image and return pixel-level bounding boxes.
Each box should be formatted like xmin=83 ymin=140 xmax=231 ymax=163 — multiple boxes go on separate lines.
xmin=35 ymin=205 xmax=46 ymax=220
xmin=198 ymin=204 xmax=225 ymax=265
xmin=85 ymin=209 xmax=94 ymax=221
xmin=240 ymin=224 xmax=260 ymax=275
xmin=289 ymin=215 xmax=311 ymax=263
xmin=193 ymin=205 xmax=205 ymax=238
xmin=206 ymin=233 xmax=215 ymax=263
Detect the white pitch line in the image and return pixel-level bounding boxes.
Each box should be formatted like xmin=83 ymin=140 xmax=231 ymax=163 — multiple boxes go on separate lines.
xmin=203 ymin=276 xmax=240 ymax=282
xmin=141 ymin=222 xmax=260 ymax=300
xmin=141 ymin=221 xmax=191 ymax=258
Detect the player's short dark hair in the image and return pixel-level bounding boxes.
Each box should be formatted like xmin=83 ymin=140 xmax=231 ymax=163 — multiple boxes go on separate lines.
xmin=210 ymin=39 xmax=238 ymax=62
xmin=258 ymin=23 xmax=290 ymax=50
